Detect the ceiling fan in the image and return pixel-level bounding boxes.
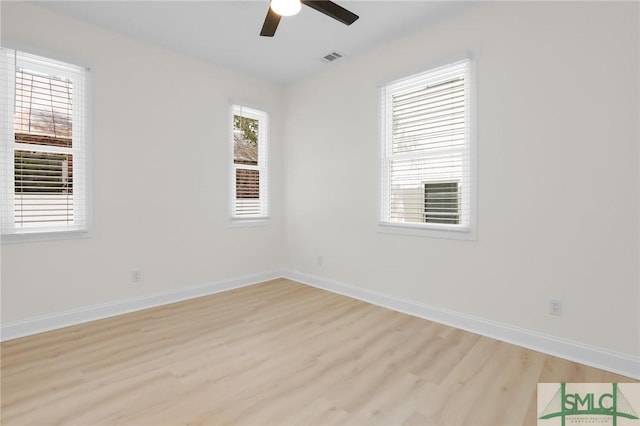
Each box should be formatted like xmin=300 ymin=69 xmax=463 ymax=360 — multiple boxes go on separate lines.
xmin=260 ymin=0 xmax=359 ymax=37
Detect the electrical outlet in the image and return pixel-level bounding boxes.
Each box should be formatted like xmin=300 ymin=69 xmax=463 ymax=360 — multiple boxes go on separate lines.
xmin=131 ymin=270 xmax=142 ymax=283
xmin=317 ymin=256 xmax=323 ymax=266
xmin=549 ymin=299 xmax=562 ymax=316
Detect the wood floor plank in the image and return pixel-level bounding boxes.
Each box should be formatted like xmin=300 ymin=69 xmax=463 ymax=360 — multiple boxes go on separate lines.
xmin=1 ymin=278 xmax=637 ymax=425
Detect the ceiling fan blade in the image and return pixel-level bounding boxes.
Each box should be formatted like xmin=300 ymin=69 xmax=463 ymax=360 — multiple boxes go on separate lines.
xmin=260 ymin=7 xmax=282 ymax=37
xmin=302 ymin=0 xmax=359 ymax=25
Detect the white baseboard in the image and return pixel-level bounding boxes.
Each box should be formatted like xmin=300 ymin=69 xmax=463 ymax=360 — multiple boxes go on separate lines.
xmin=3 ymin=268 xmax=638 ymax=380
xmin=1 ymin=270 xmax=282 ymax=342
xmin=283 ymin=270 xmax=640 ymax=380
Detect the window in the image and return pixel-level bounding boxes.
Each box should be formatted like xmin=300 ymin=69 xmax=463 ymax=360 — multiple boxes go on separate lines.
xmin=230 ymin=105 xmax=268 ymax=221
xmin=380 ymin=58 xmax=475 ymax=239
xmin=1 ymin=48 xmax=89 ymax=241
xmin=424 ymin=181 xmax=460 ymax=224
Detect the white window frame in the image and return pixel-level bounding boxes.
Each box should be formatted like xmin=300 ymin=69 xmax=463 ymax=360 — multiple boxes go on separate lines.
xmin=1 ymin=48 xmax=91 ymax=243
xmin=229 ymin=104 xmax=269 ymax=225
xmin=378 ymin=55 xmax=477 ymax=240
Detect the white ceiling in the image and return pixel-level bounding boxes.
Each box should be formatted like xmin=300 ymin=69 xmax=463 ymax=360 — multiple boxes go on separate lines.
xmin=33 ymin=1 xmax=474 ymax=85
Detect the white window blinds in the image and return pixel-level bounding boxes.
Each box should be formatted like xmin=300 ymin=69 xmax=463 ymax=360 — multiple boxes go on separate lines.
xmin=1 ymin=48 xmax=89 ymax=239
xmin=380 ymin=58 xmax=475 ymax=236
xmin=231 ymin=105 xmax=268 ymax=220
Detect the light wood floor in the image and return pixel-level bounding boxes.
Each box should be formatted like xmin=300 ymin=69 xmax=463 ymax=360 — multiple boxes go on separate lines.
xmin=1 ymin=278 xmax=637 ymax=425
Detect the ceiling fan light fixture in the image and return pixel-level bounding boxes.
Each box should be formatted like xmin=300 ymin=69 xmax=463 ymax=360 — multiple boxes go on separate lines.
xmin=270 ymin=0 xmax=302 ymax=17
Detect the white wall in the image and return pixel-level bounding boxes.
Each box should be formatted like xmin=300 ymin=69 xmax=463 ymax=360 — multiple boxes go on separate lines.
xmin=0 ymin=2 xmax=284 ymax=322
xmin=1 ymin=1 xmax=638 ymax=365
xmin=284 ymin=1 xmax=640 ymax=357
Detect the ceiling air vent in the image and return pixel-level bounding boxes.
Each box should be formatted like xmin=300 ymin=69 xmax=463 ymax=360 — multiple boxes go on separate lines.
xmin=321 ymin=52 xmax=343 ymax=63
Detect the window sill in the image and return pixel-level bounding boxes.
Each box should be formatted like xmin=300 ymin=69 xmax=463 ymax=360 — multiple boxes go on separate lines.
xmin=228 ymin=217 xmax=270 ymax=228
xmin=1 ymin=228 xmax=92 ymax=244
xmin=377 ymin=222 xmax=476 ymax=241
